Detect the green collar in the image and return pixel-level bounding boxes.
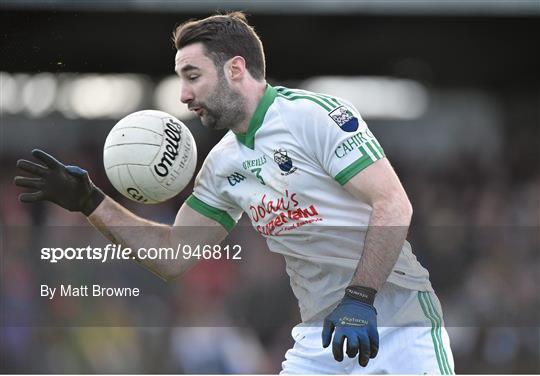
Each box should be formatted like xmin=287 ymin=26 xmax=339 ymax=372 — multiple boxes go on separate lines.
xmin=235 ymin=84 xmax=277 ymax=149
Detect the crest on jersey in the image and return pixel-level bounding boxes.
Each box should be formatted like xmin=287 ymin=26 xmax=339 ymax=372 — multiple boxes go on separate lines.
xmin=329 ymin=105 xmax=359 ymax=132
xmin=273 ymin=149 xmax=297 ymax=176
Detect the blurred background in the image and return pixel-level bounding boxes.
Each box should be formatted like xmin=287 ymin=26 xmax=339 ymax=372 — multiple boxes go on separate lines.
xmin=1 ymin=0 xmax=539 ymax=373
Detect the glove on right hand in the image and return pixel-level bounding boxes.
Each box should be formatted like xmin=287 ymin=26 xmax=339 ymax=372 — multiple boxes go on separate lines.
xmin=14 ymin=149 xmax=105 ymax=216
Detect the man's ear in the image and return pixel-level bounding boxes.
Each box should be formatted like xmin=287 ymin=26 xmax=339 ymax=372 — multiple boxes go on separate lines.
xmin=227 ymin=56 xmax=247 ymax=81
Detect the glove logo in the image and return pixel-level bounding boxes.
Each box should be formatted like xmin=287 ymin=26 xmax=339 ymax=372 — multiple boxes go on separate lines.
xmin=339 ymin=316 xmax=368 ymax=327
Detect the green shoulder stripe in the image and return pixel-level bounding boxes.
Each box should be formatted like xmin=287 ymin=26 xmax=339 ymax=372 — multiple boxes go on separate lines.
xmin=314 ymin=91 xmax=342 ymax=107
xmin=276 ymin=86 xmax=344 ymax=109
xmin=278 ymin=93 xmax=332 ymax=111
xmin=185 ymin=195 xmax=236 ymax=232
xmin=277 ymin=88 xmax=338 ymax=109
xmin=276 ymin=87 xmax=341 ymax=112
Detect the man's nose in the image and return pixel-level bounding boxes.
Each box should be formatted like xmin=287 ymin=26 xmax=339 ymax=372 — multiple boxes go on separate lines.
xmin=180 ymin=85 xmax=194 ymax=104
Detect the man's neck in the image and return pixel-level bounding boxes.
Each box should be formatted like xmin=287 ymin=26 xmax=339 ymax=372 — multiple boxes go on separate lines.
xmin=231 ymin=81 xmax=267 ymax=134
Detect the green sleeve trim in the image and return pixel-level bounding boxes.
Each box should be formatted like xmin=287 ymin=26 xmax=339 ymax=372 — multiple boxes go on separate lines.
xmin=334 ymin=140 xmax=386 ymax=185
xmin=186 ymin=195 xmax=236 ymax=232
xmin=335 ymin=154 xmax=377 ymax=185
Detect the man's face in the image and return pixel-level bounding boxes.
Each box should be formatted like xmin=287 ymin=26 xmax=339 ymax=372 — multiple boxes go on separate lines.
xmin=175 ymin=43 xmax=246 ymax=130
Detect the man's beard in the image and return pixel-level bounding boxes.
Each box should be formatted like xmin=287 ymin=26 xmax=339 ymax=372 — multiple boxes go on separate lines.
xmin=199 ymin=73 xmax=247 ymax=130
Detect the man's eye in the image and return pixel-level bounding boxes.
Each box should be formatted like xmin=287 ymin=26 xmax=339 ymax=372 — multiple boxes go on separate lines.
xmin=188 ymin=75 xmax=199 ymax=81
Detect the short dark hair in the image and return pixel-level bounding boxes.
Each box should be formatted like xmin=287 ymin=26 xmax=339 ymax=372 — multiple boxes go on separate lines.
xmin=173 ymin=12 xmax=266 ymax=81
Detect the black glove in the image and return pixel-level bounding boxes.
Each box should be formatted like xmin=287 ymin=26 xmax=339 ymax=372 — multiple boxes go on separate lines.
xmin=14 ymin=149 xmax=105 ymax=216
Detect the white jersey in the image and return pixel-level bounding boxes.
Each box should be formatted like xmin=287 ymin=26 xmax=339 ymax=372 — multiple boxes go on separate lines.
xmin=186 ymin=85 xmax=432 ymax=323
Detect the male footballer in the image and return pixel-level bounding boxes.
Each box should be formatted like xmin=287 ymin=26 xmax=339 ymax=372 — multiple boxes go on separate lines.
xmin=15 ymin=12 xmax=454 ymax=374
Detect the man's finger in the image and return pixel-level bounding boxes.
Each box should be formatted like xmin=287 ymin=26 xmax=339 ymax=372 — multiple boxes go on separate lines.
xmin=14 ymin=176 xmax=45 ymax=189
xmin=32 ymin=149 xmax=62 ymax=169
xmin=358 ymin=333 xmax=371 ymax=367
xmin=16 ymin=160 xmax=49 ymax=177
xmin=66 ymin=165 xmax=88 ymax=178
xmin=19 ymin=191 xmax=45 ymax=203
xmin=322 ymin=319 xmax=335 ymax=348
xmin=332 ymin=330 xmax=345 ymax=362
xmin=346 ymin=336 xmax=359 ymax=358
xmin=369 ymin=330 xmax=379 ymax=358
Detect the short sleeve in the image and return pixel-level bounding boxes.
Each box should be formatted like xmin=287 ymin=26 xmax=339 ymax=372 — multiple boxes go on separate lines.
xmin=186 ymin=155 xmax=243 ymax=232
xmin=290 ymin=95 xmax=386 ymax=185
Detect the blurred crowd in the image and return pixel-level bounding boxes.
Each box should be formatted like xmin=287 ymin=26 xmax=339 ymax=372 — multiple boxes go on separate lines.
xmin=1 ymin=111 xmax=538 ymax=373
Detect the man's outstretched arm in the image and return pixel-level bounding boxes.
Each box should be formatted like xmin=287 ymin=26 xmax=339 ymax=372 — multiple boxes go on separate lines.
xmin=88 ymin=198 xmax=228 ymax=281
xmin=15 ymin=149 xmax=228 ymax=281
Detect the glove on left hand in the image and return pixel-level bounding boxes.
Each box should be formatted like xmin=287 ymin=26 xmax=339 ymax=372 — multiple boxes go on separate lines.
xmin=322 ymin=286 xmax=379 ymax=367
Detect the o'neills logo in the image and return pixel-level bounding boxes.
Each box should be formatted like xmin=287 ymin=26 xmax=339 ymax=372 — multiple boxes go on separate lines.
xmin=154 ymin=119 xmax=182 ymax=177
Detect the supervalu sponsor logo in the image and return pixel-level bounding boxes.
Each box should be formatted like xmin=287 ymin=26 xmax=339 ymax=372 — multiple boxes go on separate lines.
xmin=248 ymin=190 xmax=323 ymax=236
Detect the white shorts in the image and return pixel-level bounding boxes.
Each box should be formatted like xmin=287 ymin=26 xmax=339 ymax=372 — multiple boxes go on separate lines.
xmin=281 ymin=283 xmax=455 ymax=374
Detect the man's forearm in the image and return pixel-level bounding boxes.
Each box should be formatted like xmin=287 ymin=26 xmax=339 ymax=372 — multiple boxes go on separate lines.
xmin=87 ymin=196 xmax=197 ymax=281
xmin=88 ymin=196 xmax=170 ymax=243
xmin=350 ymin=197 xmax=412 ymax=291
xmin=14 ymin=149 xmax=204 ymax=281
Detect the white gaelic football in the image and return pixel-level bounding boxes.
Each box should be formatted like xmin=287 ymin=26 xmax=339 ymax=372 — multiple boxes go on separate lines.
xmin=103 ymin=110 xmax=197 ymax=203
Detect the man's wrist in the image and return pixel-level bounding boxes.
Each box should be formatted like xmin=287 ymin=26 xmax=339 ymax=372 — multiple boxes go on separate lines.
xmin=345 ymin=285 xmax=377 ymax=305
xmin=81 ymin=187 xmax=106 ymax=216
